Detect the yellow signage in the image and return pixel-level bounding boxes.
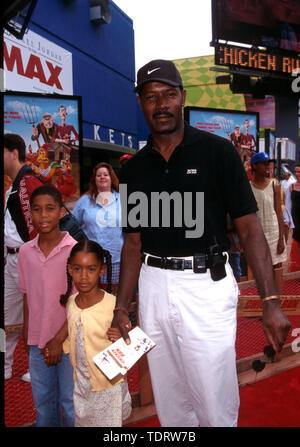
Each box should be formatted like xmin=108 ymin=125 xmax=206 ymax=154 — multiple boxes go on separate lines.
xmin=215 ymin=43 xmax=300 ymax=76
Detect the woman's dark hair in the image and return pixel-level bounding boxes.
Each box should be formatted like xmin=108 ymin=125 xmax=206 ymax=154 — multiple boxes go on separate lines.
xmin=30 ymin=185 xmax=64 ymax=207
xmin=60 ymin=239 xmax=112 ymax=306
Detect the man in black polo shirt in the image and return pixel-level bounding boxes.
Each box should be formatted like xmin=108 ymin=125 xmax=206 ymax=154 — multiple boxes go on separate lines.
xmin=113 ymin=60 xmax=291 ymax=427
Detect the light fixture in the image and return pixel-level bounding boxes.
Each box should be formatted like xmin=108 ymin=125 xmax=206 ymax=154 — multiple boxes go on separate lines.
xmin=90 ymin=0 xmax=111 ymax=25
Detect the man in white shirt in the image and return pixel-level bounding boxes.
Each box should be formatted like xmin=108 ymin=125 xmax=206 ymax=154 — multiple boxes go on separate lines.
xmin=281 ymin=171 xmax=295 ymax=192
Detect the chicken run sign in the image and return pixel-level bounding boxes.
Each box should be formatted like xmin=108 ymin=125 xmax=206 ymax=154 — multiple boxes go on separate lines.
xmin=4 ymin=27 xmax=73 ymax=95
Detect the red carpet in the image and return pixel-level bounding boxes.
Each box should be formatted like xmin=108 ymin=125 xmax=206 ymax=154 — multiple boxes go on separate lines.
xmin=6 ymin=342 xmax=300 ymax=428
xmin=289 ymin=239 xmax=300 ymax=272
xmin=238 ymin=366 xmax=300 ymax=427
xmin=128 ymin=366 xmax=300 ymax=427
xmin=5 ymin=277 xmax=300 ymax=427
xmin=4 ymin=338 xmax=36 ymax=427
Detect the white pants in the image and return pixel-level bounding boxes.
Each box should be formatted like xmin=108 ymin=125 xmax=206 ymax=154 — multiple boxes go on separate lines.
xmin=5 ymin=252 xmax=24 ymax=377
xmin=138 ymin=257 xmax=240 ymax=427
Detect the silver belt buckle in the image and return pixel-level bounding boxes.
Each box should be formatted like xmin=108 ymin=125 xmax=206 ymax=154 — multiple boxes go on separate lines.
xmin=170 ymin=258 xmax=185 ymax=270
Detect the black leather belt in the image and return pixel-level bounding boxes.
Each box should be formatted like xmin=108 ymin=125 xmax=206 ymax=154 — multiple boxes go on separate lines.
xmin=142 ymin=253 xmax=226 ymax=271
xmin=6 ymin=246 xmax=20 ymax=254
xmin=143 ymin=254 xmax=193 ymax=270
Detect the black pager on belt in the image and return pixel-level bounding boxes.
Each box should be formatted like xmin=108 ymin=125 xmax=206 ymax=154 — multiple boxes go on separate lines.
xmin=193 ymin=253 xmax=207 ymax=273
xmin=208 ymin=244 xmax=227 ymax=281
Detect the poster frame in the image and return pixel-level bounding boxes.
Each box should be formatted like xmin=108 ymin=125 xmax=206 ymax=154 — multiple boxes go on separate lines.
xmin=3 ymin=90 xmax=84 ymax=200
xmin=184 ymin=105 xmax=259 ymax=151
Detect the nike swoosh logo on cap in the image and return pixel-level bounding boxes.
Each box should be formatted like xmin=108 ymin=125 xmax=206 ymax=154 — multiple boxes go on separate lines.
xmin=147 ymin=68 xmax=161 ymax=75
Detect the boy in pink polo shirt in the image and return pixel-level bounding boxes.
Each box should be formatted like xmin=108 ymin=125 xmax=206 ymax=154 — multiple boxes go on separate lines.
xmin=18 ymin=185 xmax=77 ymax=427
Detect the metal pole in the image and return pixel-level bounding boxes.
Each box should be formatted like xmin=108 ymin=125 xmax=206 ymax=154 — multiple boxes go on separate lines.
xmin=265 ymin=129 xmax=270 ymax=156
xmin=277 ymin=141 xmax=281 ymax=180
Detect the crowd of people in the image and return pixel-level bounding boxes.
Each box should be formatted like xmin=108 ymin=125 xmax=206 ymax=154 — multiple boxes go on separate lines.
xmin=4 ymin=59 xmax=295 ymax=428
xmin=227 ymin=153 xmax=300 ymax=291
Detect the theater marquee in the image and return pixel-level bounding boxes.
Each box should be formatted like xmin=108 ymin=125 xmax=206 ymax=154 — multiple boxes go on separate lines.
xmin=215 ymin=43 xmax=300 ymax=77
xmin=4 ymin=27 xmax=73 ymax=95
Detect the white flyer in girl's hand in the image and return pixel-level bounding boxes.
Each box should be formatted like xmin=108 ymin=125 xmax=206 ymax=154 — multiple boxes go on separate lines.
xmin=93 ymin=326 xmax=156 ymax=380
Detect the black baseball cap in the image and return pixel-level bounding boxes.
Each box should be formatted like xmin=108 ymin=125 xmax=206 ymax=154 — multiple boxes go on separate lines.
xmin=134 ymin=59 xmax=183 ymax=94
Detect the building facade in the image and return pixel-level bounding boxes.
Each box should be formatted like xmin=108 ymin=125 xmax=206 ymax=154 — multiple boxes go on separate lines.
xmin=4 ymin=0 xmax=138 ymax=190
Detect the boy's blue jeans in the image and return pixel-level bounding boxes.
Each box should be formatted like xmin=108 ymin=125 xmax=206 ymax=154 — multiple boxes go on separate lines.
xmin=229 ymin=253 xmax=242 ymax=281
xmin=29 ymin=346 xmax=74 ymax=427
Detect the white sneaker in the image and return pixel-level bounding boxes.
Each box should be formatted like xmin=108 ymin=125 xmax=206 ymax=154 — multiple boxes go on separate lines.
xmin=21 ymin=371 xmax=31 ymax=383
xmin=5 ymin=371 xmax=12 ymax=380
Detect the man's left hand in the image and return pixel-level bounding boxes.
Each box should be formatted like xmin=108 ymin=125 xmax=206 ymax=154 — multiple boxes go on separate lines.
xmin=262 ymin=299 xmax=291 ymax=353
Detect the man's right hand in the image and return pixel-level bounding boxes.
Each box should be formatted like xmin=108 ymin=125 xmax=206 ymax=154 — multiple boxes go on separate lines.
xmin=111 ymin=232 xmax=142 ymax=344
xmin=111 ymin=309 xmax=132 ymax=344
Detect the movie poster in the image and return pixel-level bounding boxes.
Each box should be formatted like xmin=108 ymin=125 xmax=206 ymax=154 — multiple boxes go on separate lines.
xmin=4 ymin=92 xmax=82 ymax=209
xmin=184 ymin=106 xmax=259 ymax=178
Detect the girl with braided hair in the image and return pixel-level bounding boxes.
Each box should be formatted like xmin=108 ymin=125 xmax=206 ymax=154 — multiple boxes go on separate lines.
xmin=61 ymin=239 xmax=132 ymax=426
